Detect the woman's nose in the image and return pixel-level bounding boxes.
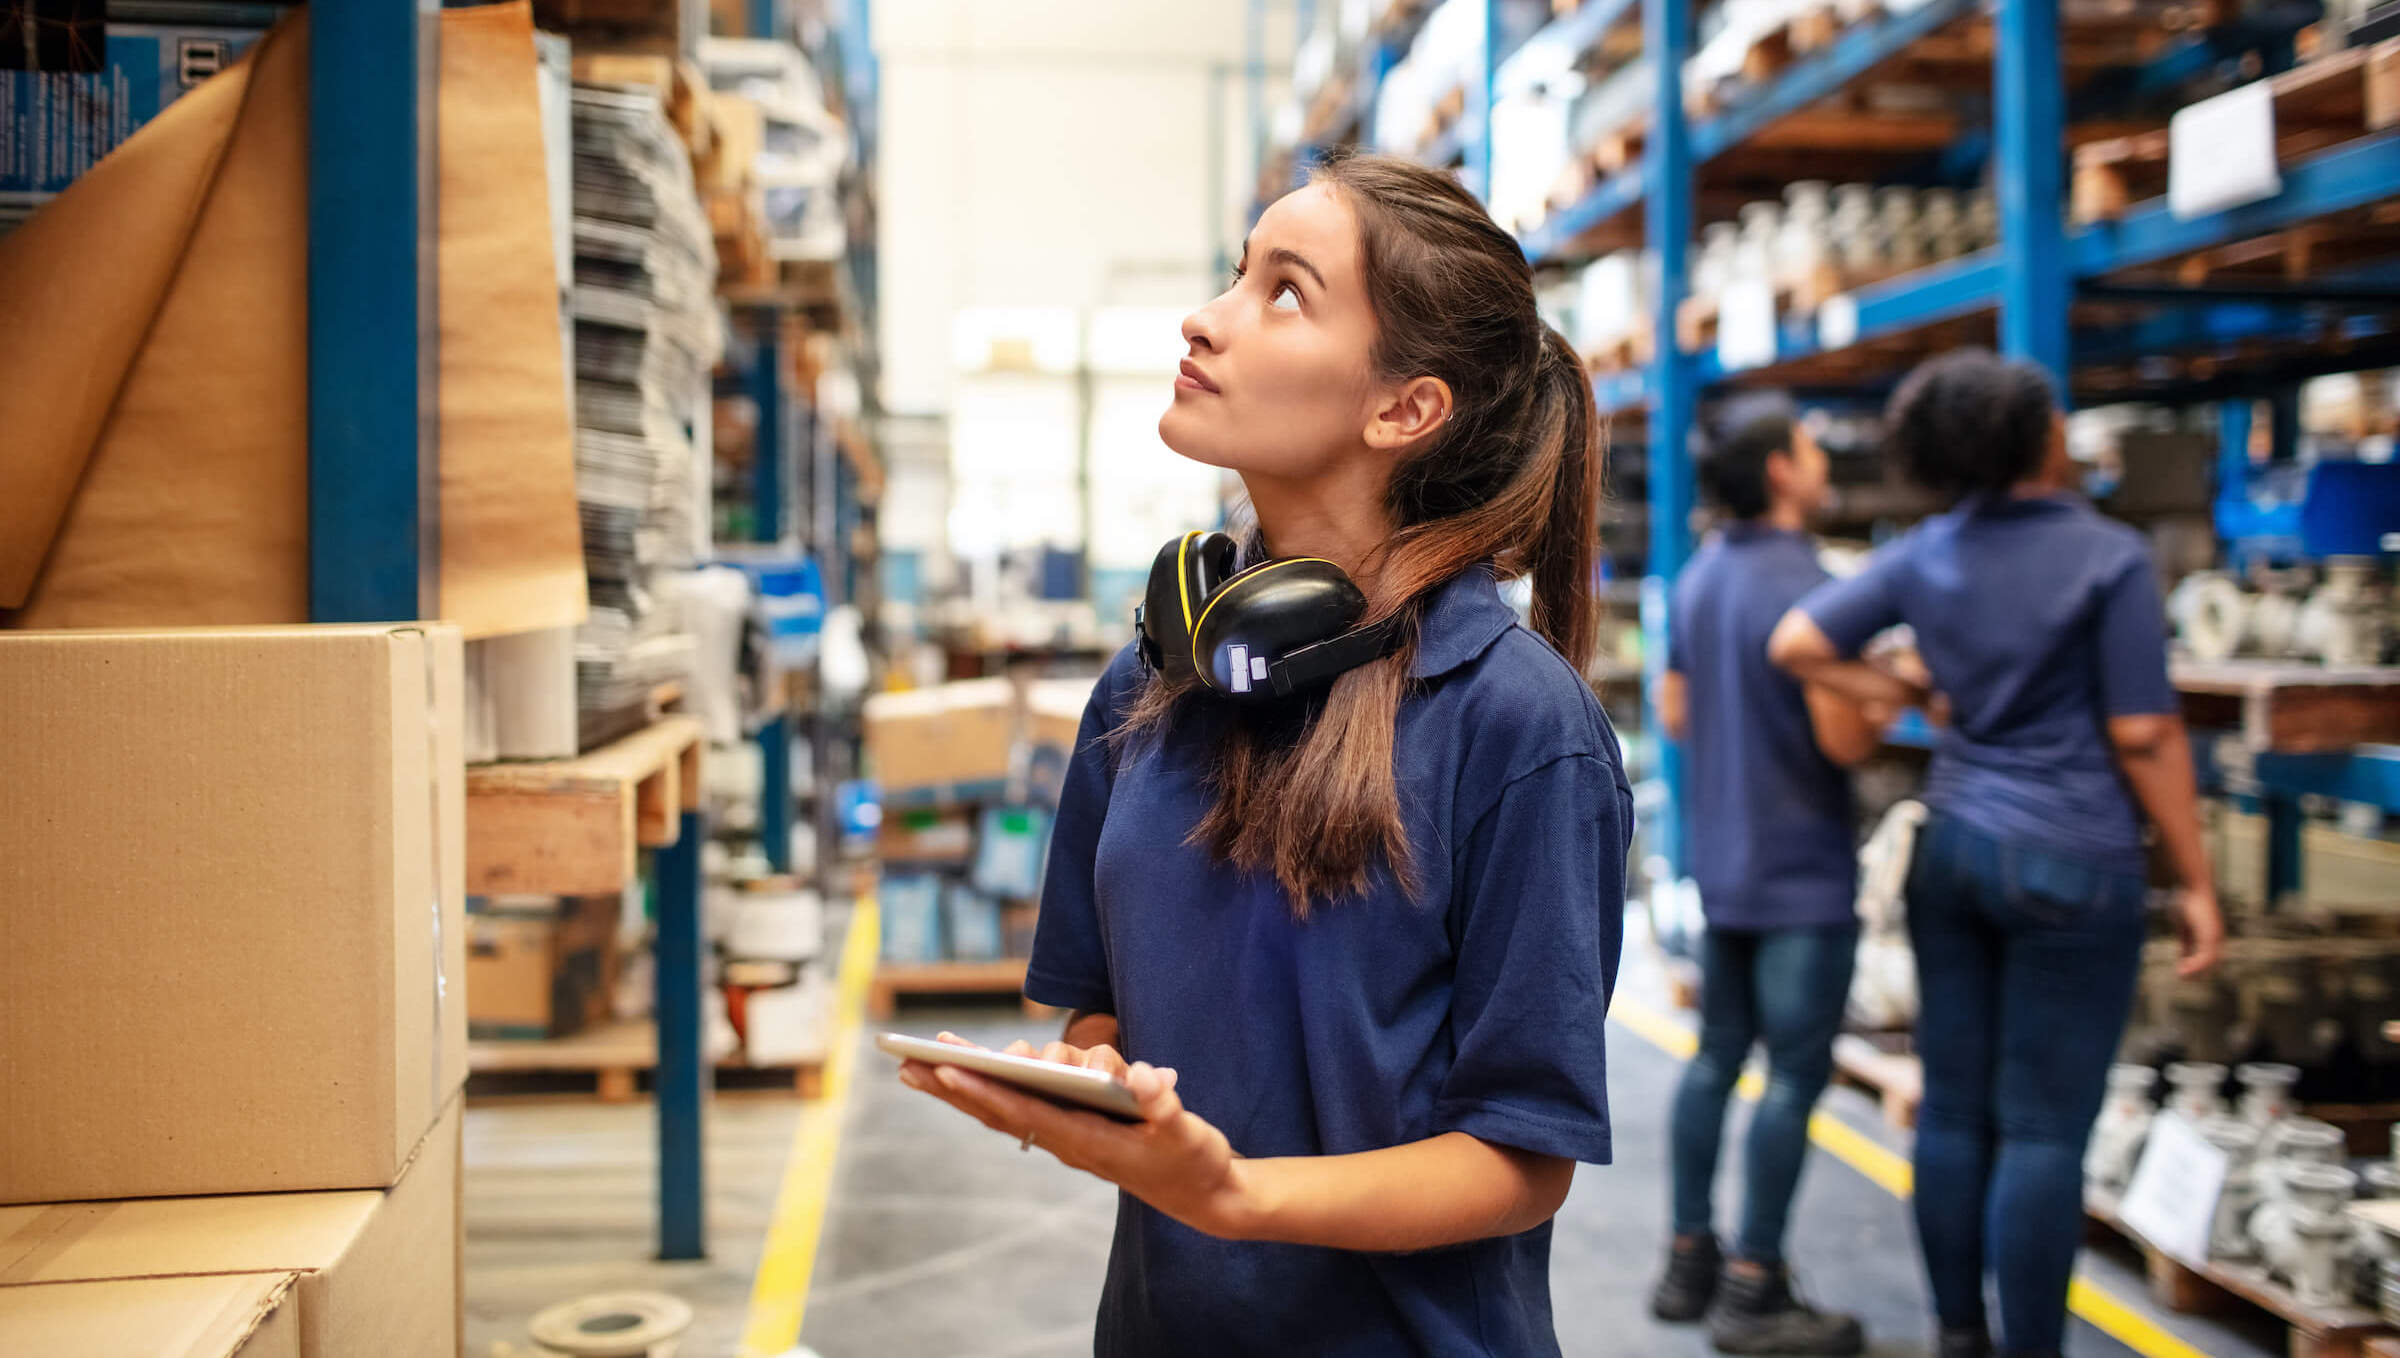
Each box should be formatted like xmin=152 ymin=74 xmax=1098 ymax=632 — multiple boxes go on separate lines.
xmin=1181 ymin=298 xmax=1224 ymax=354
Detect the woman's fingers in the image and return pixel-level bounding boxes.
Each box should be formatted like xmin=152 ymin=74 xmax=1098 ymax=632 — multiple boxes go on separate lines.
xmin=1126 ymin=1062 xmax=1184 ymax=1124
xmin=1084 ymin=1044 xmax=1132 ymax=1078
xmin=934 ymin=1031 xmax=982 ymax=1049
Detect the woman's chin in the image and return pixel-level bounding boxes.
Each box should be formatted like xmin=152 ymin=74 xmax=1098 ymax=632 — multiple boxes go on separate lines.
xmin=1157 ymin=410 xmax=1239 ymax=471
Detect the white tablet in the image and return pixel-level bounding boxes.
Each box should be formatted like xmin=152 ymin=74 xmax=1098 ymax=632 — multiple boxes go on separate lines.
xmin=876 ymin=1032 xmax=1144 ymax=1121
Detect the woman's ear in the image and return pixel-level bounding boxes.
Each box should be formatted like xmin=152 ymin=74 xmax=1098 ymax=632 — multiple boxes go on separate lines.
xmin=1365 ymin=375 xmax=1453 ymax=451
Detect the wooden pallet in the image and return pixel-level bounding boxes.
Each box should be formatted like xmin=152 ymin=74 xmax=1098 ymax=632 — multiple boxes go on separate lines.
xmin=1831 ymin=1033 xmax=1922 ymax=1129
xmin=2073 ymin=41 xmax=2400 ymax=223
xmin=467 ymin=715 xmax=705 ymax=897
xmin=467 ymin=1017 xmax=828 ymax=1101
xmin=870 ymin=957 xmax=1058 ymax=1021
xmin=2088 ymin=1189 xmax=2397 ymax=1358
xmin=2173 ymin=660 xmax=2400 ymax=753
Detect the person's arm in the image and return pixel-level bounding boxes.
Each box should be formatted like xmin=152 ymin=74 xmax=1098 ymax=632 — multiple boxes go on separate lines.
xmin=2108 ymin=714 xmax=2222 ymax=977
xmin=1060 ymin=1009 xmax=1119 ymax=1053
xmin=900 ymin=1050 xmax=1572 ymax=1248
xmin=1769 ymin=610 xmax=1926 ymax=710
xmin=907 ymin=752 xmax=1623 ymax=1250
xmin=1804 ymin=683 xmax=1886 ymax=767
xmin=1657 ymin=670 xmax=1690 ymax=742
xmin=2093 ymin=552 xmax=2223 ymax=977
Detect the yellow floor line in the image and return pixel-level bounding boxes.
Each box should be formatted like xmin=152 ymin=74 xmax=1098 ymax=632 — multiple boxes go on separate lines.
xmin=1610 ymin=991 xmax=2218 ymax=1358
xmin=739 ymin=895 xmax=882 ymax=1358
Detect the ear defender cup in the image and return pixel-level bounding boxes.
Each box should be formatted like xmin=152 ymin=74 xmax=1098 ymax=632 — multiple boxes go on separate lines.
xmin=1190 ymin=558 xmax=1370 ymax=702
xmin=1138 ymin=530 xmax=1239 ymax=685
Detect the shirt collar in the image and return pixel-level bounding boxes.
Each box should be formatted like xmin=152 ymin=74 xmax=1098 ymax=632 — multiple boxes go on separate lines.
xmin=1408 ymin=565 xmax=1519 ymax=680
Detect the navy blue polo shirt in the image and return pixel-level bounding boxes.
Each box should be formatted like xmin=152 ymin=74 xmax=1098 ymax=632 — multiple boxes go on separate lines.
xmin=1799 ymin=492 xmax=2176 ymax=872
xmin=1026 ymin=566 xmax=1630 ymax=1358
xmin=1668 ymin=523 xmax=1858 ymax=931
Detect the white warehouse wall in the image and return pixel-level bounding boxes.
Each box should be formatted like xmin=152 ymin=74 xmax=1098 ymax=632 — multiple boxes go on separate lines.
xmin=874 ymin=0 xmax=1286 ymax=416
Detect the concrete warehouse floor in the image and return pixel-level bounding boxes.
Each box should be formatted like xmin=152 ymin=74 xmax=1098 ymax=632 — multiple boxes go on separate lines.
xmin=461 ymin=940 xmax=2291 ymax=1358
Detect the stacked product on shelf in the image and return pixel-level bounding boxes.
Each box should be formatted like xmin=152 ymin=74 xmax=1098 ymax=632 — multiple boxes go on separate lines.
xmin=569 ymin=79 xmax=722 ymax=750
xmin=0 ymin=627 xmax=467 ymax=1354
xmin=866 ymin=678 xmax=1092 ymax=966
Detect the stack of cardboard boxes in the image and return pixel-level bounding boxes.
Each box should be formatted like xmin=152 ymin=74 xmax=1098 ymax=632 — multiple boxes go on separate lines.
xmin=864 ymin=677 xmax=1094 ymax=965
xmin=0 ymin=626 xmax=468 ymax=1356
xmin=699 ymin=92 xmax=773 ymax=288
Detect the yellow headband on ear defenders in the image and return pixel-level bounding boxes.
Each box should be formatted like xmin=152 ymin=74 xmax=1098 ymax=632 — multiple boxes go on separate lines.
xmin=1136 ymin=533 xmax=1402 ymax=703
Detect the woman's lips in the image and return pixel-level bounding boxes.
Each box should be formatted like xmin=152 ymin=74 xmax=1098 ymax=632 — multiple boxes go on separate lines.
xmin=1176 ymin=360 xmax=1220 ymax=394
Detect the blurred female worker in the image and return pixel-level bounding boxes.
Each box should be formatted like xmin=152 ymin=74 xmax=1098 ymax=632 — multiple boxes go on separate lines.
xmin=1769 ymin=349 xmax=2224 ymax=1358
xmin=895 ymin=152 xmax=1629 ymax=1357
xmin=1652 ymin=401 xmax=1885 ymax=1357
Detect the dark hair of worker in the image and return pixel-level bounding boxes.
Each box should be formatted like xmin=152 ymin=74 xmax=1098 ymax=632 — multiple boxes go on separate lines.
xmin=1882 ymin=347 xmax=2057 ymax=502
xmin=1698 ymin=399 xmax=1799 ymax=521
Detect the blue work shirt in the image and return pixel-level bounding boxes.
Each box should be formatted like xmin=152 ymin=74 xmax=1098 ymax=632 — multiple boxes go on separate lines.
xmin=1026 ymin=566 xmax=1630 ymax=1358
xmin=1668 ymin=523 xmax=1858 ymax=930
xmin=1799 ymin=492 xmax=2176 ymax=872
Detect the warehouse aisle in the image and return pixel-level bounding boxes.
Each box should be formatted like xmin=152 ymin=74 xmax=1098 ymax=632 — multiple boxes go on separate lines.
xmin=463 ymin=1100 xmax=803 ymax=1356
xmin=799 ymin=949 xmax=2290 ymax=1358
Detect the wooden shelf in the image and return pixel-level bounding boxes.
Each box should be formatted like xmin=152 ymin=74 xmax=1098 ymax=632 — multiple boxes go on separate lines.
xmin=870 ymin=957 xmax=1053 ymax=1021
xmin=469 ymin=1015 xmax=824 ymax=1101
xmin=2174 ymin=660 xmax=2400 ymax=753
xmin=466 ymin=716 xmax=704 ymax=896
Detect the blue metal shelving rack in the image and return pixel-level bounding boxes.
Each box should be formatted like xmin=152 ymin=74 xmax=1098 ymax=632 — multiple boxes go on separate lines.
xmin=307 ymin=8 xmax=709 ymax=1262
xmin=1490 ymin=0 xmax=2400 ymax=885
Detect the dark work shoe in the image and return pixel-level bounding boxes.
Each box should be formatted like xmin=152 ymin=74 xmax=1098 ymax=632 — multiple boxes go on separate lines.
xmin=1938 ymin=1330 xmax=1993 ymax=1358
xmin=1708 ymin=1265 xmax=1866 ymax=1356
xmin=1650 ymin=1235 xmax=1723 ymax=1322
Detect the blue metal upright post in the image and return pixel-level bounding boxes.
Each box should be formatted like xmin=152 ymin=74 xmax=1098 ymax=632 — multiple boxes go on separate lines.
xmin=1465 ymin=0 xmax=1499 ymax=201
xmin=1644 ymin=0 xmax=1696 ymax=880
xmin=759 ymin=714 xmax=793 ymax=874
xmin=751 ymin=320 xmax=785 ymax=545
xmin=1994 ymin=0 xmax=2070 ymax=381
xmin=309 ymin=0 xmax=439 ymax=622
xmin=655 ymin=809 xmax=711 ymax=1260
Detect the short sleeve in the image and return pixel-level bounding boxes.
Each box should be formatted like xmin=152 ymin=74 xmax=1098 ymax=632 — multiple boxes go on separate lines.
xmin=1434 ymin=753 xmax=1627 ymax=1165
xmin=1800 ymin=540 xmax=1910 ymax=657
xmin=1024 ymin=663 xmax=1129 ymax=1014
xmin=2095 ymin=551 xmax=2176 ymax=716
xmin=1666 ymin=573 xmax=1695 ymax=676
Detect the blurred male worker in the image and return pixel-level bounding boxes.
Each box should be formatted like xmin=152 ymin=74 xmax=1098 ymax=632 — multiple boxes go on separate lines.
xmin=1649 ymin=400 xmax=1886 ymax=1356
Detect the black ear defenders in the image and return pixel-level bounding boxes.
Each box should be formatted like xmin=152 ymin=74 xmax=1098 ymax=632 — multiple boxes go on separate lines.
xmin=1134 ymin=530 xmax=1404 ymax=703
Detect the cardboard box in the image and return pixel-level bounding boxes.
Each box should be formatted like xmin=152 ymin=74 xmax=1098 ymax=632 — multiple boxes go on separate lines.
xmin=1026 ymin=677 xmax=1097 ymax=756
xmin=0 ymin=1099 xmax=463 ymax=1358
xmin=877 ymin=807 xmax=977 ymax=864
xmin=0 ymin=625 xmax=467 ymax=1204
xmin=465 ymin=895 xmax=620 ymax=1040
xmin=0 ymin=1275 xmax=302 ymax=1358
xmin=705 ymin=94 xmax=764 ymax=193
xmin=862 ymin=679 xmax=1017 ymax=794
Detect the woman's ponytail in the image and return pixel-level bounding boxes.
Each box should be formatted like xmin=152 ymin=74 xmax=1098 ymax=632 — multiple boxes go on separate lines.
xmin=1525 ymin=325 xmax=1601 ymax=671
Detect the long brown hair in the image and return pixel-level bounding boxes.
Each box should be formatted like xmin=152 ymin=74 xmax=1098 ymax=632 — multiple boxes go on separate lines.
xmin=1121 ymin=152 xmax=1602 ymax=915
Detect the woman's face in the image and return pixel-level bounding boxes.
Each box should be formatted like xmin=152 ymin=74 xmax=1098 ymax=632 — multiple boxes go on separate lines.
xmin=1159 ymin=184 xmax=1385 ymax=480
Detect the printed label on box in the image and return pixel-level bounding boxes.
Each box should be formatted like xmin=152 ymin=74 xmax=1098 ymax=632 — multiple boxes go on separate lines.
xmin=1 ymin=22 xmax=261 ymax=208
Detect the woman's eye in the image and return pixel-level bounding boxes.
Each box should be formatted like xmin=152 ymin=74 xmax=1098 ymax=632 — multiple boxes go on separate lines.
xmin=1269 ymin=282 xmax=1301 ymax=311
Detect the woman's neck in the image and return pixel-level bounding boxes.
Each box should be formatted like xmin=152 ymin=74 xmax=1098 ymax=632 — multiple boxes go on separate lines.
xmin=1242 ymin=467 xmax=1396 ymax=587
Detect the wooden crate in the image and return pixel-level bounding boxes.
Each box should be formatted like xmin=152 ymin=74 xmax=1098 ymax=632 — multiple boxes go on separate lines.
xmin=2073 ymin=41 xmax=2400 ymax=223
xmin=469 ymin=1017 xmax=828 ymax=1102
xmin=2174 ymin=660 xmax=2400 ymax=753
xmin=1831 ymin=1033 xmax=1922 ymax=1129
xmin=2089 ymin=1190 xmax=2398 ymax=1358
xmin=467 ymin=716 xmax=705 ymax=898
xmin=870 ymin=958 xmax=1057 ymax=1022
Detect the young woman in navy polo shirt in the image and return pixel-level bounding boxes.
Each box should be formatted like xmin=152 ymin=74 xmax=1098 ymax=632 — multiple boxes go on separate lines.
xmin=894 ymin=153 xmax=1630 ymax=1356
xmin=1770 ymin=350 xmax=2224 ymax=1358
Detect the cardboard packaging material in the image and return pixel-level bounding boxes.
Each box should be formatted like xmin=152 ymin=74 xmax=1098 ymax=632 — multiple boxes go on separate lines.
xmin=0 ymin=1275 xmax=301 ymax=1358
xmin=0 ymin=4 xmax=585 ymax=638
xmin=466 ymin=895 xmax=621 ymax=1040
xmin=1025 ymin=677 xmax=1097 ymax=756
xmin=877 ymin=807 xmax=977 ymax=864
xmin=0 ymin=625 xmax=467 ymax=1205
xmin=0 ymin=1099 xmax=464 ymax=1358
xmin=862 ymin=679 xmax=1019 ymax=795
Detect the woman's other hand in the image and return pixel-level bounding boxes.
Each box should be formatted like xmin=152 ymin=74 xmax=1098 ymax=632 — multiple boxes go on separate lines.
xmin=2175 ymin=884 xmax=2225 ymax=978
xmin=899 ymin=1034 xmax=1256 ymax=1239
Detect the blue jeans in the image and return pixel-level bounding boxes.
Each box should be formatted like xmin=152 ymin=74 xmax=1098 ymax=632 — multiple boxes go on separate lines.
xmin=1906 ymin=815 xmax=2147 ymax=1356
xmin=1670 ymin=921 xmax=1858 ymax=1264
